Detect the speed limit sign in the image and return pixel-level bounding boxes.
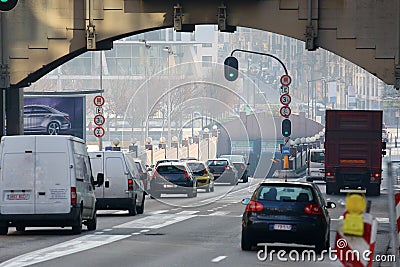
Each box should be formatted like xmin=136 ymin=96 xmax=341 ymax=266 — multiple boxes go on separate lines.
xmin=280 ymin=94 xmax=291 ymax=105
xmin=93 ymin=127 xmax=105 ymax=138
xmin=280 ymin=106 xmax=291 ymax=117
xmin=94 ymin=114 xmax=105 ymax=126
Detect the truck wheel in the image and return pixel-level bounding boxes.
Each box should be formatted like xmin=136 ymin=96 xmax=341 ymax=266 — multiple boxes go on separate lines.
xmin=0 ymin=225 xmax=8 ymax=235
xmin=326 ymin=183 xmax=339 ymax=195
xmin=367 ymin=184 xmax=380 ymax=196
xmin=72 ymin=212 xmax=83 ymax=235
xmin=86 ymin=210 xmax=97 ymax=231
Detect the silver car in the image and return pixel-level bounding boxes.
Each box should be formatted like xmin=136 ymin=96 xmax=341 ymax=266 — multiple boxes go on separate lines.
xmin=24 ymin=105 xmax=71 ymax=135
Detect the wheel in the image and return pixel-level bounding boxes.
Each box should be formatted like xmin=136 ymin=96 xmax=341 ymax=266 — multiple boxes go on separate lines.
xmin=128 ymin=198 xmax=137 ymax=216
xmin=16 ymin=226 xmax=25 ymax=232
xmin=47 ymin=121 xmax=61 ymax=135
xmin=241 ymin=229 xmax=253 ymax=251
xmin=210 ymin=183 xmax=214 ymax=192
xmin=205 ymin=184 xmax=210 ymax=193
xmin=72 ymin=211 xmax=82 ymax=234
xmin=86 ymin=210 xmax=97 ymax=231
xmin=326 ymin=183 xmax=339 ymax=195
xmin=0 ymin=225 xmax=8 ymax=235
xmin=367 ymin=183 xmax=380 ymax=196
xmin=136 ymin=194 xmax=145 ymax=214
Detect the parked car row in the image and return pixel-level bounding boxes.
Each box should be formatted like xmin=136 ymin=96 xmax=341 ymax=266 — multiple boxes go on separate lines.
xmin=0 ymin=135 xmax=148 ymax=236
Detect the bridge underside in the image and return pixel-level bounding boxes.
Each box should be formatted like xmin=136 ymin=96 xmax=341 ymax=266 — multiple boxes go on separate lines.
xmin=1 ymin=0 xmax=398 ymax=88
xmin=0 ymin=0 xmax=399 ymax=135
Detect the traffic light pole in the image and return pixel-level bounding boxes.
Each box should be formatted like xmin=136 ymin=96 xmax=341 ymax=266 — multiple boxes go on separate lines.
xmin=230 ymin=49 xmax=289 ymax=76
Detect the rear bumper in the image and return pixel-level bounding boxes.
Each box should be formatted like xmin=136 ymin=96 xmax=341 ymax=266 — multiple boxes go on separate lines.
xmin=0 ymin=206 xmax=81 ymax=227
xmin=96 ymin=197 xmax=135 ymax=210
xmin=243 ymin=217 xmax=328 ymax=245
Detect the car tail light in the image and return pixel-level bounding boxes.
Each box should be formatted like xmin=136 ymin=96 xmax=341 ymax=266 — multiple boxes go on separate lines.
xmin=184 ymin=170 xmax=190 ymax=179
xmin=203 ymin=168 xmax=208 ymax=175
xmin=325 ymin=170 xmax=335 ymax=180
xmin=71 ymin=187 xmax=77 ymax=204
xmin=246 ymin=200 xmax=264 ymax=212
xmin=241 ymin=163 xmax=245 ymax=169
xmin=64 ymin=115 xmax=70 ymax=120
xmin=225 ymin=166 xmax=231 ymax=170
xmin=128 ymin=179 xmax=134 ymax=191
xmin=304 ymin=203 xmax=322 ymax=215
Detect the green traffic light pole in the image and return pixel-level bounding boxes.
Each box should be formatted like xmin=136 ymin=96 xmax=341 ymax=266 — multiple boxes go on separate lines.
xmin=230 ymin=49 xmax=289 ymax=76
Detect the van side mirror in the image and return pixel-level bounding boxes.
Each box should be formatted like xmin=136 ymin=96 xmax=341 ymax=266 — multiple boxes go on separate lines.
xmin=96 ymin=173 xmax=104 ymax=187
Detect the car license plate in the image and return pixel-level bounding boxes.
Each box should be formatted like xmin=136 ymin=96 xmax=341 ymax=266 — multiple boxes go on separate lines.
xmin=6 ymin=193 xmax=30 ymax=200
xmin=273 ymin=224 xmax=292 ymax=231
xmin=164 ymin=184 xmax=177 ymax=188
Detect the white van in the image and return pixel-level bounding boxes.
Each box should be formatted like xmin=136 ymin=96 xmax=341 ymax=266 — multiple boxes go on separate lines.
xmin=0 ymin=135 xmax=103 ymax=235
xmin=89 ymin=151 xmax=145 ymax=215
xmin=306 ymin=148 xmax=325 ymax=182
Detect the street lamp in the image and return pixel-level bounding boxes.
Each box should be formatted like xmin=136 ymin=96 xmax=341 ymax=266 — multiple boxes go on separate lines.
xmin=203 ymin=128 xmax=210 ymax=159
xmin=163 ymin=46 xmax=174 ymax=149
xmin=159 ymin=136 xmax=167 ymax=159
xmin=193 ymin=131 xmax=200 ymax=160
xmin=145 ymin=137 xmax=153 ymax=165
xmin=172 ymin=136 xmax=179 ymax=158
xmin=140 ymin=39 xmax=151 ymax=140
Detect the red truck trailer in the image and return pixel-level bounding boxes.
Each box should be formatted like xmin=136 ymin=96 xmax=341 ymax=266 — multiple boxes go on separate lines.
xmin=325 ymin=110 xmax=384 ymax=196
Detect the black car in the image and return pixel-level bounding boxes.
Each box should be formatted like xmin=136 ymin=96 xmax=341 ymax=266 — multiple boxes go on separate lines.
xmin=23 ymin=105 xmax=71 ymax=135
xmin=206 ymin=158 xmax=238 ymax=185
xmin=219 ymin=154 xmax=249 ymax=182
xmin=150 ymin=162 xmax=197 ymax=198
xmin=241 ymin=181 xmax=335 ymax=252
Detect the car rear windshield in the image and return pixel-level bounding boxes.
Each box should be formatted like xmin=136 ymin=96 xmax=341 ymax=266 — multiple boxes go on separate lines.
xmin=219 ymin=155 xmax=244 ymax=162
xmin=157 ymin=165 xmax=186 ymax=174
xmin=207 ymin=160 xmax=228 ymax=166
xmin=257 ymin=185 xmax=314 ymax=202
xmin=310 ymin=151 xmax=325 ymax=163
xmin=187 ymin=163 xmax=206 ymax=175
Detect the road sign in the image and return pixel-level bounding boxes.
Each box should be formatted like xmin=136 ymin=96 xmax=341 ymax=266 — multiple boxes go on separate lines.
xmin=93 ymin=95 xmax=105 ymax=107
xmin=94 ymin=114 xmax=105 ymax=126
xmin=93 ymin=126 xmax=105 ymax=138
xmin=282 ymin=147 xmax=290 ymax=155
xmin=280 ymin=75 xmax=292 ymax=86
xmin=95 ymin=106 xmax=103 ymax=114
xmin=280 ymin=85 xmax=289 ymax=94
xmin=280 ymin=106 xmax=291 ymax=117
xmin=280 ymin=94 xmax=291 ymax=105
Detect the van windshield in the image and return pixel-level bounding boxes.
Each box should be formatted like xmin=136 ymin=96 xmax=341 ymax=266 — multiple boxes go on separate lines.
xmin=310 ymin=151 xmax=325 ymax=163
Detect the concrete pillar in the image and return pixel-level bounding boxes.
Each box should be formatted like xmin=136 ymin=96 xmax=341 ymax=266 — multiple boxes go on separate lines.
xmin=6 ymin=87 xmax=23 ymax=135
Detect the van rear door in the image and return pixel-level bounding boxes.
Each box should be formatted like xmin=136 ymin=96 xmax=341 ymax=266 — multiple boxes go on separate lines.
xmin=0 ymin=136 xmax=36 ymax=215
xmin=35 ymin=136 xmax=70 ymax=214
xmin=105 ymin=152 xmax=128 ymax=198
xmin=89 ymin=152 xmax=105 ymax=198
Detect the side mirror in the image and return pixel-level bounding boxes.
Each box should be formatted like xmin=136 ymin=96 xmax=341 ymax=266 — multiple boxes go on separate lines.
xmin=96 ymin=173 xmax=104 ymax=187
xmin=326 ymin=201 xmax=336 ymax=209
xmin=241 ymin=198 xmax=250 ymax=205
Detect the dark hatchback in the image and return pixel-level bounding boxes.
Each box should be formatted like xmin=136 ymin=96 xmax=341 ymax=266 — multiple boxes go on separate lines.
xmin=241 ymin=181 xmax=335 ymax=252
xmin=150 ymin=162 xmax=197 ymax=198
xmin=206 ymin=158 xmax=238 ymax=185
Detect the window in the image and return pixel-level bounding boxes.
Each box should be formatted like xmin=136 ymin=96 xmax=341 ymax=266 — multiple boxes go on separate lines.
xmin=257 ymin=186 xmax=314 ymax=202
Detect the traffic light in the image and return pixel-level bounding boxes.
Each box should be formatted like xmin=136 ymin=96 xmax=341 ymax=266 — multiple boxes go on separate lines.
xmin=281 ymin=119 xmax=291 ymax=137
xmin=224 ymin=56 xmax=238 ymax=81
xmin=0 ymin=0 xmax=18 ymax=11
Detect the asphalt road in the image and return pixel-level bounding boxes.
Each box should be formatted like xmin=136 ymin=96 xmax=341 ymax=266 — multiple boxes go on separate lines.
xmin=0 ymin=176 xmax=397 ymax=267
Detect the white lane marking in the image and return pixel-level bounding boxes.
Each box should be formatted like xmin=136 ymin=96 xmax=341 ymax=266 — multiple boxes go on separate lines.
xmin=376 ymin=217 xmax=390 ymax=223
xmin=209 ymin=211 xmax=230 ymax=216
xmin=211 ymin=256 xmax=227 ymax=263
xmin=331 ymin=216 xmax=344 ymax=221
xmin=0 ymin=235 xmax=130 ymax=267
xmin=103 ymin=229 xmax=112 ymax=232
xmin=131 ymin=232 xmax=141 ymax=235
xmin=114 ymin=211 xmax=128 ymax=215
xmin=114 ymin=214 xmax=197 ymax=229
xmin=94 ymin=231 xmax=104 ymax=234
xmin=147 ymin=210 xmax=170 ymax=215
xmin=176 ymin=210 xmax=199 ymax=215
xmin=140 ymin=229 xmax=150 ymax=233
